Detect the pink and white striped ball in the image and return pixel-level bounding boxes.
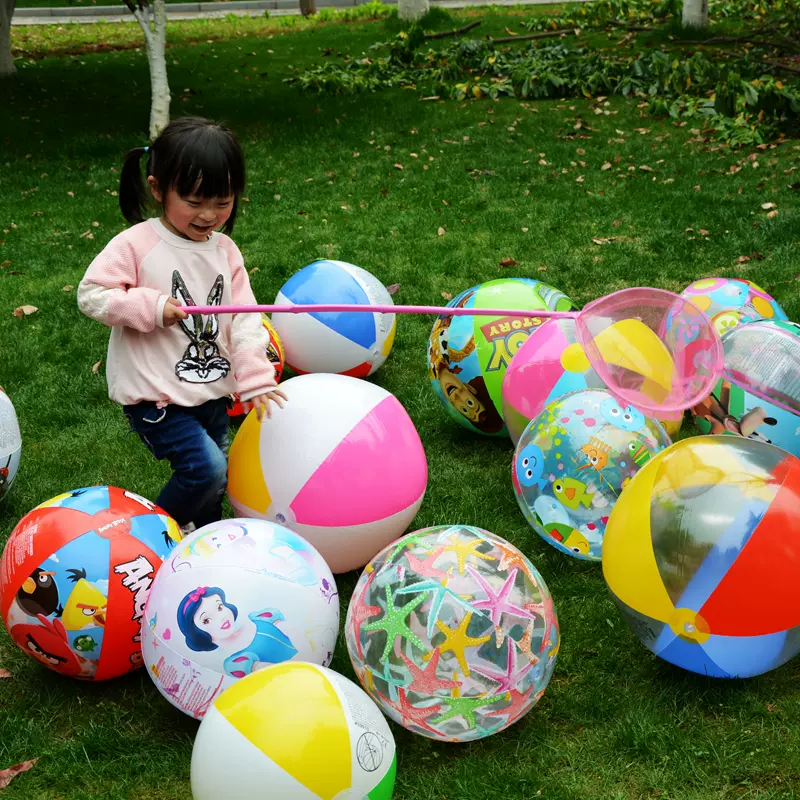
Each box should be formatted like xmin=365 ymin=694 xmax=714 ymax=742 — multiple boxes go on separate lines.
xmin=227 ymin=374 xmax=428 ymax=574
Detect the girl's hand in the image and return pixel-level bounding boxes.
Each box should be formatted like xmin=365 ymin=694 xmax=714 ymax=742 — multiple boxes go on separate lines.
xmin=244 ymin=389 xmax=289 ymax=421
xmin=163 ymin=296 xmax=189 ymax=326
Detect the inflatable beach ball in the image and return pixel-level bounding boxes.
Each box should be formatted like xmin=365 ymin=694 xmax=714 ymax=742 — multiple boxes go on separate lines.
xmin=229 ymin=315 xmax=286 ymax=418
xmin=428 ymin=278 xmax=574 ymax=437
xmin=191 ymin=662 xmax=397 ymax=800
xmin=513 ymin=389 xmax=671 ymax=561
xmin=0 ymin=386 xmax=21 ymax=502
xmin=681 ymin=278 xmax=786 ymax=337
xmin=227 ymin=374 xmax=428 ymax=574
xmin=692 ymin=319 xmax=800 ymax=456
xmin=603 ymin=436 xmax=800 ymax=678
xmin=272 ymin=260 xmax=396 ymax=377
xmin=142 ymin=518 xmax=339 ymax=719
xmin=346 ymin=525 xmax=559 ymax=742
xmin=0 ymin=486 xmax=179 ymax=680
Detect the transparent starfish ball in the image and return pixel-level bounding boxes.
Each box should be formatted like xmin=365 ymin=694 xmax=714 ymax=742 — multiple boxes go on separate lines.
xmin=346 ymin=525 xmax=559 ymax=743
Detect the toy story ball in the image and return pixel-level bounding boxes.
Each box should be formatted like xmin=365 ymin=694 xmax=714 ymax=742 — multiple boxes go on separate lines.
xmin=228 ymin=315 xmax=286 ymax=418
xmin=604 ymin=436 xmax=800 ymax=678
xmin=0 ymin=486 xmax=179 ymax=680
xmin=142 ymin=518 xmax=339 ymax=719
xmin=346 ymin=525 xmax=559 ymax=743
xmin=428 ymin=278 xmax=574 ymax=437
xmin=681 ymin=278 xmax=786 ymax=337
xmin=692 ymin=319 xmax=800 ymax=457
xmin=227 ymin=373 xmax=428 ymax=574
xmin=271 ymin=260 xmax=396 ymax=377
xmin=192 ymin=662 xmax=396 ymax=800
xmin=513 ymin=389 xmax=671 ymax=561
xmin=0 ymin=386 xmax=21 ymax=503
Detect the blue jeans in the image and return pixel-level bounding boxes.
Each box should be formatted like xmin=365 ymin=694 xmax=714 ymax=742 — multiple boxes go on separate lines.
xmin=123 ymin=398 xmax=230 ymax=529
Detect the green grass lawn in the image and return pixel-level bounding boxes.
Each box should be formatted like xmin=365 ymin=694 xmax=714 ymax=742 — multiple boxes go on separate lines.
xmin=2 ymin=8 xmax=800 ymax=800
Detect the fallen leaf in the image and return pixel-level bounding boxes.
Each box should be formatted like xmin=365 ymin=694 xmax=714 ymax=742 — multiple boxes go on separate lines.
xmin=394 ymin=163 xmax=404 ymax=170
xmin=592 ymin=237 xmax=616 ymax=245
xmin=767 ymin=210 xmax=779 ymax=218
xmin=92 ymin=359 xmax=103 ymax=374
xmin=576 ymin=175 xmax=585 ymax=183
xmin=1 ymin=260 xmax=11 ymax=268
xmin=693 ymin=185 xmax=701 ymax=191
xmin=761 ymin=202 xmax=776 ymax=210
xmin=437 ymin=227 xmax=446 ymax=236
xmin=441 ymin=291 xmax=453 ymax=300
xmin=736 ymin=255 xmax=751 ymax=264
xmin=0 ymin=669 xmax=11 ymax=678
xmin=62 ymin=285 xmax=74 ymax=292
xmin=386 ymin=284 xmax=400 ymax=296
xmin=639 ymin=165 xmax=653 ymax=172
xmin=0 ymin=760 xmax=37 ymax=789
xmin=13 ymin=305 xmax=38 ymax=318
xmin=522 ymin=227 xmax=529 ymax=233
xmin=380 ymin=188 xmax=389 ymax=197
xmin=499 ymin=258 xmax=518 ymax=267
xmin=504 ymin=26 xmax=517 ymax=35
xmin=612 ymin=220 xmax=621 ymax=228
xmin=67 ymin=191 xmax=74 ymax=198
xmin=788 ymin=182 xmax=800 ymax=191
xmin=601 ymin=162 xmax=612 ymax=170
xmin=92 ymin=221 xmax=100 ymax=228
xmin=698 ymin=229 xmax=710 ymax=236
xmin=273 ymin=194 xmax=281 ymax=201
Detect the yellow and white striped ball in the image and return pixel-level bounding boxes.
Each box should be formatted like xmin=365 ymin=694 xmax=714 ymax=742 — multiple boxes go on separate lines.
xmin=191 ymin=662 xmax=397 ymax=800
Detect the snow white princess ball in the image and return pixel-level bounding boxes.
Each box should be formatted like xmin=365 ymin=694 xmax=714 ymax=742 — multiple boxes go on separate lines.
xmin=141 ymin=519 xmax=340 ymax=719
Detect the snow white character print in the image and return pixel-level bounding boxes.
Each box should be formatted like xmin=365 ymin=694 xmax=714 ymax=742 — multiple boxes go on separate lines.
xmin=177 ymin=586 xmax=298 ymax=678
xmin=172 ymin=270 xmax=231 ymax=383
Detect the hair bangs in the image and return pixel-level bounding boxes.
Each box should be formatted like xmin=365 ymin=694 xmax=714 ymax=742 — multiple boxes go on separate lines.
xmin=169 ymin=129 xmax=245 ymax=200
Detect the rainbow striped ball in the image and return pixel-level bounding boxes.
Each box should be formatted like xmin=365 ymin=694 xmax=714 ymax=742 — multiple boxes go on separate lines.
xmin=227 ymin=374 xmax=428 ymax=573
xmin=272 ymin=260 xmax=396 ymax=378
xmin=191 ymin=662 xmax=397 ymax=800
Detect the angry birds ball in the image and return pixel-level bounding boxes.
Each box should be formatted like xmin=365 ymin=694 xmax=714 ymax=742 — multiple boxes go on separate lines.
xmin=191 ymin=662 xmax=396 ymax=800
xmin=271 ymin=260 xmax=396 ymax=378
xmin=346 ymin=525 xmax=559 ymax=743
xmin=227 ymin=373 xmax=428 ymax=574
xmin=228 ymin=315 xmax=286 ymax=418
xmin=603 ymin=436 xmax=800 ymax=678
xmin=0 ymin=486 xmax=179 ymax=680
xmin=142 ymin=518 xmax=340 ymax=719
xmin=691 ymin=319 xmax=800 ymax=457
xmin=428 ymin=278 xmax=574 ymax=437
xmin=681 ymin=278 xmax=786 ymax=337
xmin=0 ymin=386 xmax=21 ymax=503
xmin=513 ymin=389 xmax=672 ymax=561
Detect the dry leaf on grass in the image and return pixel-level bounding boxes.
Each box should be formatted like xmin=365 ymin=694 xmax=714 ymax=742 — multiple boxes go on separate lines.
xmin=394 ymin=163 xmax=404 ymax=170
xmin=499 ymin=258 xmax=518 ymax=267
xmin=386 ymin=284 xmax=400 ymax=296
xmin=248 ymin=267 xmax=259 ymax=276
xmin=592 ymin=237 xmax=616 ymax=246
xmin=601 ymin=162 xmax=612 ymax=171
xmin=0 ymin=669 xmax=11 ymax=679
xmin=63 ymin=285 xmax=74 ymax=292
xmin=767 ymin=210 xmax=779 ymax=218
xmin=441 ymin=291 xmax=453 ymax=300
xmin=761 ymin=202 xmax=777 ymax=210
xmin=92 ymin=360 xmax=103 ymax=374
xmin=13 ymin=305 xmax=38 ymax=318
xmin=437 ymin=227 xmax=446 ymax=236
xmin=0 ymin=760 xmax=37 ymax=789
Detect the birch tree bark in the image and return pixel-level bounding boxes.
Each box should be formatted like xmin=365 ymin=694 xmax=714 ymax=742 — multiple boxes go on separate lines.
xmin=682 ymin=0 xmax=709 ymax=30
xmin=398 ymin=0 xmax=429 ymax=22
xmin=124 ymin=0 xmax=171 ymax=139
xmin=0 ymin=0 xmax=16 ymax=78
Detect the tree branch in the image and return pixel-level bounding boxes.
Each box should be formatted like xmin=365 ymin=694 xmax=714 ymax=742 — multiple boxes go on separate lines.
xmin=490 ymin=28 xmax=578 ymax=45
xmin=763 ymin=58 xmax=800 ymax=74
xmin=424 ymin=20 xmax=481 ymax=40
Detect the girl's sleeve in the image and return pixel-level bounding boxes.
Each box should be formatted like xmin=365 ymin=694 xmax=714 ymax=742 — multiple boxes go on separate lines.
xmin=224 ymin=238 xmax=278 ymax=401
xmin=77 ymin=227 xmax=169 ymax=331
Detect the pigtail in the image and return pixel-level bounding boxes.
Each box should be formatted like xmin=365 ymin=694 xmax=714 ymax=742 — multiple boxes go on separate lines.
xmin=118 ymin=146 xmax=151 ymax=225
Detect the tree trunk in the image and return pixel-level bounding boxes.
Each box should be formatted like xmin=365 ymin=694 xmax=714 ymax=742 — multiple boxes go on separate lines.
xmin=132 ymin=0 xmax=171 ymax=139
xmin=299 ymin=0 xmax=316 ymax=16
xmin=398 ymin=0 xmax=429 ymax=22
xmin=0 ymin=0 xmax=16 ymax=78
xmin=682 ymin=0 xmax=708 ymax=30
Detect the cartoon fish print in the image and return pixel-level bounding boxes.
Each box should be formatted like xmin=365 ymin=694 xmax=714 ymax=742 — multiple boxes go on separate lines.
xmin=552 ymin=477 xmax=593 ymax=510
xmin=628 ymin=440 xmax=651 ymax=466
xmin=516 ymin=443 xmax=548 ymax=489
xmin=578 ymin=437 xmax=612 ymax=472
xmin=600 ymin=398 xmax=646 ymax=432
xmin=546 ymin=523 xmax=591 ymax=556
xmin=533 ymin=495 xmax=570 ymax=528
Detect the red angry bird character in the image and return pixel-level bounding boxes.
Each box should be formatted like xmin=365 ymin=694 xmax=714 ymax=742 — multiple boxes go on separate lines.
xmin=10 ymin=614 xmax=83 ymax=677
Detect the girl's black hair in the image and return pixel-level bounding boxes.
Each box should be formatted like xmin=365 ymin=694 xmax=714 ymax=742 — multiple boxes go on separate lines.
xmin=119 ymin=116 xmax=246 ymax=235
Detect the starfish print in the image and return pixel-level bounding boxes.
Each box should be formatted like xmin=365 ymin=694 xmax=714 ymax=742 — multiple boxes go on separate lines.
xmin=495 ymin=540 xmax=538 ymax=584
xmin=484 ymin=685 xmax=535 ymax=727
xmin=377 ymin=688 xmax=445 ymax=738
xmin=442 ymin=533 xmax=495 ymax=574
xmin=471 ymin=636 xmax=535 ymax=695
xmin=525 ymin=595 xmax=558 ymax=654
xmin=401 ymin=649 xmax=461 ymax=695
xmin=364 ymin=585 xmax=427 ymax=663
xmin=430 ymin=690 xmax=508 ymax=730
xmin=468 ymin=567 xmax=536 ymax=628
xmin=518 ymin=618 xmax=543 ymax=664
xmin=367 ymin=660 xmax=407 ymax=701
xmin=404 ymin=547 xmax=448 ymax=579
xmin=427 ymin=612 xmax=491 ymax=676
xmin=348 ymin=568 xmax=382 ymax=660
xmin=386 ymin=531 xmax=435 ymax=564
xmin=396 ymin=576 xmax=479 ymax=638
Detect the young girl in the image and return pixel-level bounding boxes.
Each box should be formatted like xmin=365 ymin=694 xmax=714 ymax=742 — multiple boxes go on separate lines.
xmin=78 ymin=116 xmax=286 ymax=532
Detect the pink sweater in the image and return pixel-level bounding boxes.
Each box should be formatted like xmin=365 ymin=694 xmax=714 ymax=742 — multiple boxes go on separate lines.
xmin=77 ymin=218 xmax=276 ymax=407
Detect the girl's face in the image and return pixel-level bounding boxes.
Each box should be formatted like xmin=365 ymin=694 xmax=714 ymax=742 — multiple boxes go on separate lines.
xmin=148 ymin=178 xmax=234 ymax=242
xmin=194 ymin=594 xmax=235 ymax=642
